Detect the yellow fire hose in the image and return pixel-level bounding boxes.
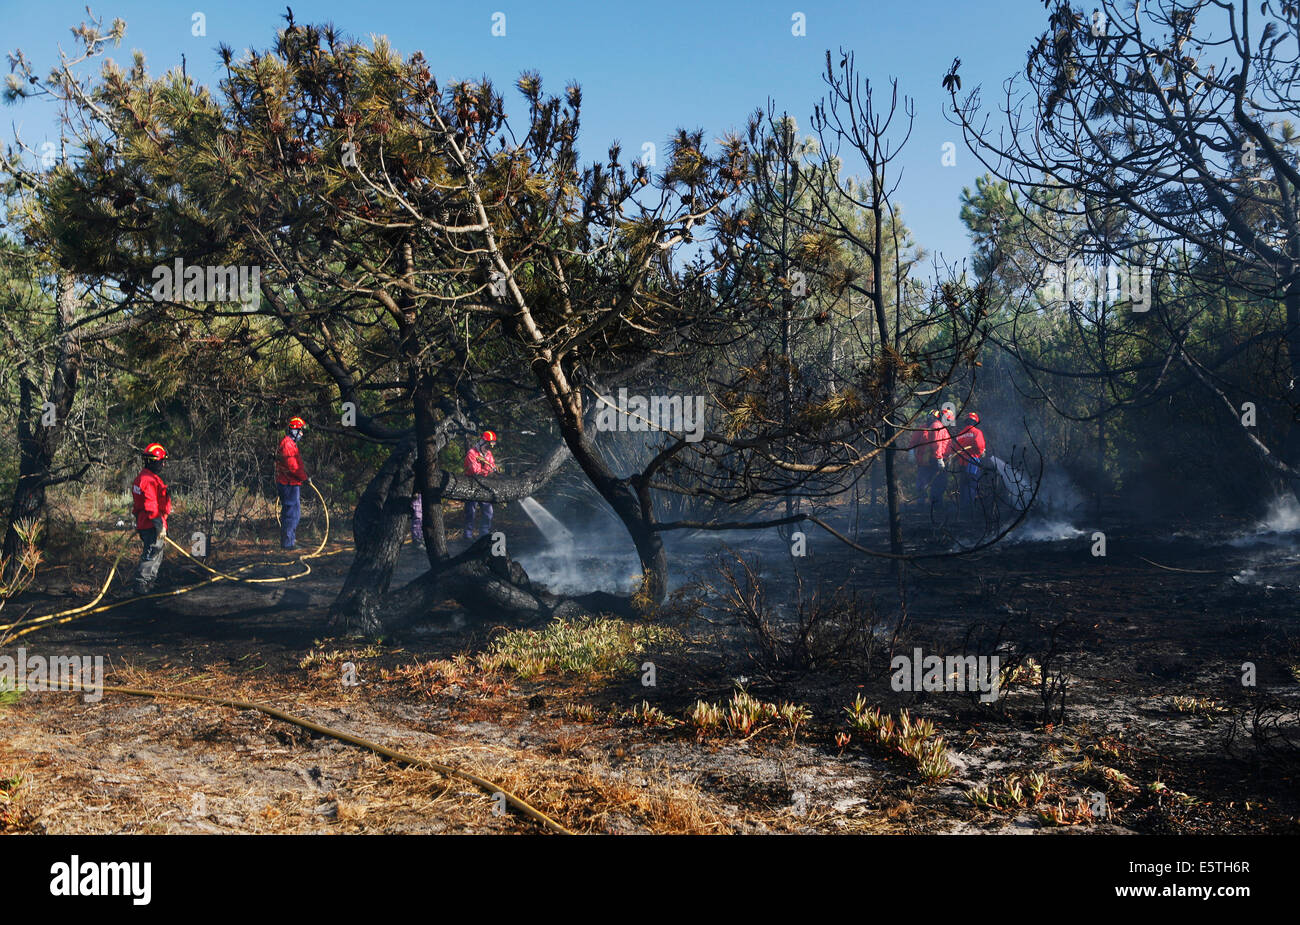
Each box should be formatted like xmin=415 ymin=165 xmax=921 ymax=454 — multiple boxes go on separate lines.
xmin=162 ymin=480 xmax=332 ymax=582
xmin=1 ymin=481 xmax=337 ymax=642
xmin=39 ymin=681 xmax=573 ymax=835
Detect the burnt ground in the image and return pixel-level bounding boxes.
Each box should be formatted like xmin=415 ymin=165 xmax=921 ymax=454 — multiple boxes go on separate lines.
xmin=2 ymin=502 xmax=1298 ymax=835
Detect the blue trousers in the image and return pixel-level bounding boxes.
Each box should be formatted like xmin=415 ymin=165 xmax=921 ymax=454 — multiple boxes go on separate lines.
xmin=465 ymin=501 xmax=493 ymax=539
xmin=916 ymin=463 xmax=948 ymax=504
xmin=958 ymin=463 xmax=982 ymax=510
xmin=278 ymin=482 xmax=301 ymax=548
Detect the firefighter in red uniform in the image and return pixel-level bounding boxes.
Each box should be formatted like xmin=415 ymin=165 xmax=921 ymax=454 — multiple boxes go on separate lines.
xmin=908 ymin=410 xmax=952 ymax=507
xmin=463 ymin=430 xmax=498 ymax=540
xmin=276 ymin=417 xmax=311 ymax=549
xmin=951 ymin=412 xmax=987 ymax=514
xmin=131 ymin=443 xmax=172 ymax=594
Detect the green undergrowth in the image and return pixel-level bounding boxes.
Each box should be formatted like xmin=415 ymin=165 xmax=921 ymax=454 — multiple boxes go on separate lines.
xmin=479 ymin=616 xmax=680 ymax=679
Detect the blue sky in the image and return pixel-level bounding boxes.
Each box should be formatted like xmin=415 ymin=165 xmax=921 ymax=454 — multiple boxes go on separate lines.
xmin=1 ymin=0 xmax=1051 ymax=265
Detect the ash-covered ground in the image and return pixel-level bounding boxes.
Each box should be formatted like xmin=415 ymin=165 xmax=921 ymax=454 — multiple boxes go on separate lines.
xmin=3 ymin=497 xmax=1298 ymax=834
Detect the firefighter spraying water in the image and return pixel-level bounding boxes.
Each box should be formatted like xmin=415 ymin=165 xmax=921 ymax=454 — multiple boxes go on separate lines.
xmin=410 ymin=430 xmax=502 ymax=545
xmin=464 ymin=430 xmax=499 ymax=540
xmin=914 ymin=406 xmax=1031 ymax=515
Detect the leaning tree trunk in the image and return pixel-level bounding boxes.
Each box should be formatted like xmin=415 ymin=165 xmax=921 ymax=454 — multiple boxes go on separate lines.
xmin=328 ymin=434 xmax=417 ymax=634
xmin=542 ymin=411 xmax=670 ymax=606
xmin=4 ymin=276 xmax=83 ymax=578
xmin=328 ymin=388 xmax=472 ymax=633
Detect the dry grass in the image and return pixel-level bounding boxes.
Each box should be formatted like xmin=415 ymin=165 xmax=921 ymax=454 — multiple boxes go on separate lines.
xmin=0 ymin=762 xmax=43 ymax=833
xmin=553 ymin=731 xmax=591 ymax=758
xmin=0 ymin=657 xmax=789 ymax=834
xmin=565 ymin=766 xmax=732 ymax=834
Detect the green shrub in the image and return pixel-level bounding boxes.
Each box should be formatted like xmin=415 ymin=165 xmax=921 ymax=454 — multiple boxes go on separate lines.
xmin=477 ymin=616 xmax=678 ymax=679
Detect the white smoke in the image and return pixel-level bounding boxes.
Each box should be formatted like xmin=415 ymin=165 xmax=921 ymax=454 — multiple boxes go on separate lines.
xmin=1228 ymin=495 xmax=1300 ymax=548
xmin=1004 ymin=520 xmax=1087 ymax=544
xmin=1036 ymin=467 xmax=1084 ymax=515
xmin=513 ymin=495 xmax=646 ymax=595
xmin=1226 ymin=496 xmax=1300 ymax=587
xmin=1256 ymin=495 xmax=1300 ymax=534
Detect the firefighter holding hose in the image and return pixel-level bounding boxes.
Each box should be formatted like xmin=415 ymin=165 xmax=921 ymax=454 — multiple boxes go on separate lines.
xmin=463 ymin=430 xmax=498 ymax=540
xmin=951 ymin=412 xmax=987 ymax=514
xmin=276 ymin=417 xmax=311 ymax=549
xmin=131 ymin=443 xmax=172 ymax=594
xmin=909 ymin=409 xmax=951 ymax=508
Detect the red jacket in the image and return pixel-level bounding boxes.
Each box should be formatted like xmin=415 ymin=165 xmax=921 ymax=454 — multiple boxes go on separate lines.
xmin=276 ymin=434 xmax=309 ymax=485
xmin=952 ymin=425 xmax=986 ymax=464
xmin=910 ymin=419 xmax=951 ymax=464
xmin=464 ymin=446 xmax=496 ymax=477
xmin=132 ymin=468 xmax=172 ymax=531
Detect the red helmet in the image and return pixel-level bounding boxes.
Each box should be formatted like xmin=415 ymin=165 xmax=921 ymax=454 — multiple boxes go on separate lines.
xmin=966 ymin=412 xmax=980 ymax=424
xmin=289 ymin=417 xmax=307 ymax=429
xmin=144 ymin=443 xmax=167 ymax=460
xmin=482 ymin=430 xmax=497 ymax=443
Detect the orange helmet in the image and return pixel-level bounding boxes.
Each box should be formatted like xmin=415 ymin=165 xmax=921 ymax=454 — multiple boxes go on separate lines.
xmin=288 ymin=417 xmax=307 ymax=429
xmin=144 ymin=443 xmax=167 ymax=460
xmin=482 ymin=430 xmax=497 ymax=443
xmin=966 ymin=412 xmax=980 ymax=424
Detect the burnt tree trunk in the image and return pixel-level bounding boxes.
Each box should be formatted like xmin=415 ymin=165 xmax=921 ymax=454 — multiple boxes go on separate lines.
xmin=374 ymin=533 xmax=629 ymax=634
xmin=1285 ymin=278 xmax=1300 ymax=503
xmin=4 ymin=276 xmax=84 ymax=578
xmin=328 ymin=433 xmax=417 ymax=634
xmin=871 ymin=203 xmax=904 ymax=564
xmin=412 ymin=373 xmax=453 ymax=565
xmin=330 ymin=419 xmax=573 ymax=636
xmin=543 ymin=417 xmax=670 ymax=606
xmin=515 ymin=350 xmax=672 ymax=607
